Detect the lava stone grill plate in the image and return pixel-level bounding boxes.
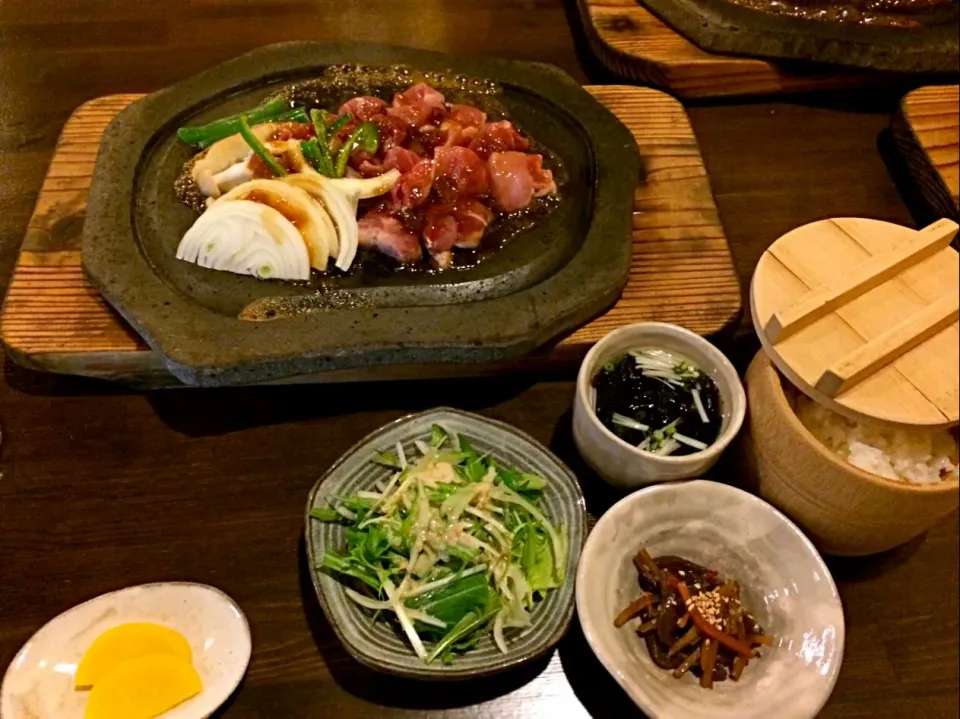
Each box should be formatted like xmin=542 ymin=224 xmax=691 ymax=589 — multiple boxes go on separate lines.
xmin=642 ymin=0 xmax=959 ymax=73
xmin=82 ymin=42 xmax=639 ymax=387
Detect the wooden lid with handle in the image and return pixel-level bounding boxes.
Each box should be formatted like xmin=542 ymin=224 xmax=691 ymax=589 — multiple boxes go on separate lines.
xmin=751 ymin=217 xmax=959 ymax=428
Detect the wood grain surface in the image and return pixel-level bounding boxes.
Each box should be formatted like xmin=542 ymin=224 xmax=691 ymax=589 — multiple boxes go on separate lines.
xmin=575 ymin=0 xmax=879 ymax=98
xmin=0 ymin=2 xmax=957 ymax=719
xmin=0 ymin=87 xmax=742 ymax=387
xmin=741 ymin=351 xmax=960 ymax=556
xmin=893 ymin=85 xmax=960 ymax=222
xmin=753 ymin=218 xmax=960 ymax=426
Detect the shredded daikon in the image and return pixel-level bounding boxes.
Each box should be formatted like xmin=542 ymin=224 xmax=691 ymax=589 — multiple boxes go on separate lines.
xmin=493 ymin=609 xmax=509 ymax=654
xmin=383 ymin=578 xmax=427 ymax=660
xmin=692 ymin=388 xmax=710 ymax=424
xmin=335 ymin=505 xmax=357 ymax=521
xmin=401 ymin=564 xmax=488 ymax=600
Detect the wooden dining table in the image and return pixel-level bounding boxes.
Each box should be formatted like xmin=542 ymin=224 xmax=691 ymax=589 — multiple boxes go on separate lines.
xmin=0 ymin=1 xmax=956 ymax=717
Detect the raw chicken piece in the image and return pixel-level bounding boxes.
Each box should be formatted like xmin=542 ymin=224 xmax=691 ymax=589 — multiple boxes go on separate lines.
xmin=338 ymin=96 xmax=388 ymax=122
xmin=469 ymin=121 xmax=530 ymax=160
xmin=433 ymin=146 xmax=489 ymax=202
xmin=487 ymin=151 xmax=555 ymax=212
xmin=390 ymin=159 xmax=436 ymax=210
xmin=370 ymin=113 xmax=409 ymax=151
xmin=358 ymin=213 xmax=423 ymax=263
xmin=382 ymin=147 xmax=422 ymax=174
xmin=423 ymin=199 xmax=494 ymax=268
xmin=448 ymin=105 xmax=487 ymax=129
xmin=387 ymin=83 xmax=447 ymax=128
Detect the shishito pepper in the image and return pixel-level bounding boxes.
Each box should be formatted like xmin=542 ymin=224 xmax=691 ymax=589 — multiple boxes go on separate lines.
xmin=238 ymin=115 xmax=287 ymax=178
xmin=326 ymin=112 xmax=353 ymax=140
xmin=301 ymin=138 xmax=331 ymax=177
xmin=334 ymin=121 xmax=380 ymax=178
xmin=177 ymin=98 xmax=308 ymax=148
xmin=300 ymin=109 xmax=335 ymax=177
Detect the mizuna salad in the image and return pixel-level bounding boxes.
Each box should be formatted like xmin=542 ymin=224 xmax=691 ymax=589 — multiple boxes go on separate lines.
xmin=310 ymin=425 xmax=568 ymax=665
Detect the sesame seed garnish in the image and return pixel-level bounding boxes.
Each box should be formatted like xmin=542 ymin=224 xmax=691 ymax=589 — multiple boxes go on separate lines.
xmin=685 ymin=588 xmax=728 ymax=630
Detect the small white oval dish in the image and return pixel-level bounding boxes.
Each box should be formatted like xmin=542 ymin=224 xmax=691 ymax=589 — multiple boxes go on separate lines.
xmin=576 ymin=480 xmax=844 ymax=719
xmin=1 ymin=582 xmax=251 ymax=719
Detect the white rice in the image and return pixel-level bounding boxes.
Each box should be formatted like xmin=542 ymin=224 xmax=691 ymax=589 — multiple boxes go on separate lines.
xmin=795 ymin=396 xmax=959 ymax=484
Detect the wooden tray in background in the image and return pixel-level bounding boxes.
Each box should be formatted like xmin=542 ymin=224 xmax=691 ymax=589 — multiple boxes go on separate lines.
xmin=892 ymin=85 xmax=960 ymax=223
xmin=0 ymin=87 xmax=742 ymax=388
xmin=576 ymin=0 xmax=879 ymax=99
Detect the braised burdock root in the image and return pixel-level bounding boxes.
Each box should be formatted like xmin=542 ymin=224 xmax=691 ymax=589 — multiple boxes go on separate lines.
xmin=616 ymin=548 xmax=773 ymax=689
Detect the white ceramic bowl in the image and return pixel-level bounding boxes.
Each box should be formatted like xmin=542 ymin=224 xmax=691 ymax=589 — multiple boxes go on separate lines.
xmin=1 ymin=582 xmax=251 ymax=719
xmin=573 ymin=322 xmax=746 ymax=488
xmin=576 ymin=480 xmax=844 ymax=719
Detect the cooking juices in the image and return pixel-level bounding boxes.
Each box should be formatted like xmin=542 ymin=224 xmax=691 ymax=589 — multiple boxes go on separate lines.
xmin=592 ymin=348 xmax=721 ymax=456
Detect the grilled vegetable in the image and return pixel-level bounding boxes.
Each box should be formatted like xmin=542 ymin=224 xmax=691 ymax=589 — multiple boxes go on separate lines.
xmin=177 ymin=98 xmax=308 ymax=148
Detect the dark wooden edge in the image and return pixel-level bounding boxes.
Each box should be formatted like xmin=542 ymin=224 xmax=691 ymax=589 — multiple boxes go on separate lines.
xmin=890 ymin=94 xmax=960 ymax=226
xmin=573 ymin=0 xmax=671 ymax=89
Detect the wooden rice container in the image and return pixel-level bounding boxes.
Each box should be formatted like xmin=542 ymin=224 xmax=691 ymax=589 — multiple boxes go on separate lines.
xmin=739 ymin=217 xmax=960 ymax=555
xmin=739 ymin=351 xmax=959 ymax=556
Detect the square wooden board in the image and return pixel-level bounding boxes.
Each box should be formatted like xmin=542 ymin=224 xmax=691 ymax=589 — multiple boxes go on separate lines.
xmin=576 ymin=0 xmax=883 ymax=99
xmin=892 ymin=85 xmax=960 ymax=223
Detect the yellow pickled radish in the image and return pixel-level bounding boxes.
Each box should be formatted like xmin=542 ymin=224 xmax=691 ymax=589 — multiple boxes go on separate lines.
xmin=75 ymin=623 xmax=192 ymax=688
xmin=84 ymin=654 xmax=202 ymax=719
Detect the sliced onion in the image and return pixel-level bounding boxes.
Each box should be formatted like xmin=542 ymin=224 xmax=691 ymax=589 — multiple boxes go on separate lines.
xmin=281 ymin=174 xmax=357 ymax=271
xmin=176 ymin=200 xmax=309 ymax=281
xmin=284 ymin=171 xmax=399 ymax=271
xmin=401 ymin=564 xmax=488 ymax=600
xmin=465 ymin=507 xmax=510 ymax=537
xmin=334 ymin=505 xmax=357 ymax=521
xmin=325 ymin=169 xmax=400 ymax=199
xmin=493 ymin=609 xmax=508 ymax=654
xmin=190 ymin=123 xmax=279 ymax=198
xmin=282 ymin=175 xmax=339 ymax=258
xmin=406 ymin=610 xmax=447 ymax=629
xmin=382 ymin=578 xmax=427 ymax=660
xmin=345 ymin=589 xmax=446 ymax=635
xmin=264 ymin=139 xmax=312 ymax=173
xmin=217 ymin=179 xmax=333 ymax=271
xmin=212 ymin=160 xmax=255 ymax=194
xmin=326 ymin=183 xmax=360 ymax=271
xmin=344 ymin=587 xmax=392 ymax=611
xmin=492 ymin=485 xmax=565 ymax=576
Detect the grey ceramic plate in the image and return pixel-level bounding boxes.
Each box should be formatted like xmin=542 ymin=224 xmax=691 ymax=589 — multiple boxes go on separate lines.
xmin=304 ymin=407 xmax=587 ymax=679
xmin=82 ymin=41 xmax=639 ymax=387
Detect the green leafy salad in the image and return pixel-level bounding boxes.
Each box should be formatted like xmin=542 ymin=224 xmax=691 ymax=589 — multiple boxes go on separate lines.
xmin=310 ymin=425 xmax=568 ymax=665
